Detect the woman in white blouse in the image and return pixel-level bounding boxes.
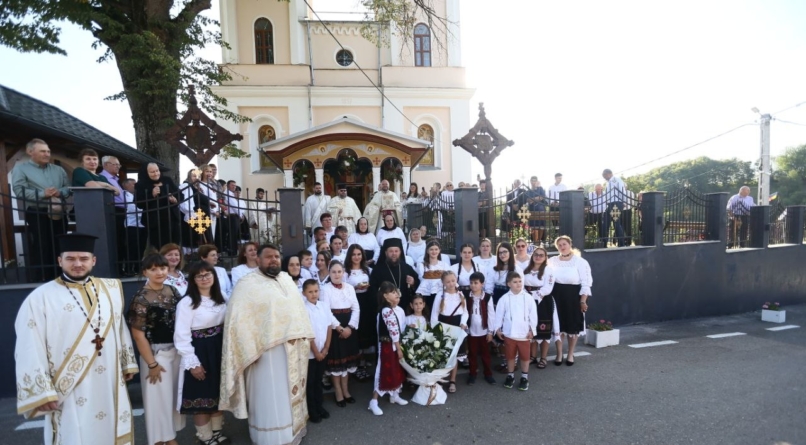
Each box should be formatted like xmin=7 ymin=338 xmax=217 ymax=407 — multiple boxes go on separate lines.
xmin=319 ymin=261 xmax=360 ymax=407
xmin=547 ymin=235 xmax=592 ymax=366
xmin=199 ymin=244 xmax=232 ymax=300
xmin=523 ymin=246 xmax=560 ymax=369
xmin=160 ymin=243 xmax=188 ymax=296
xmin=513 ymin=238 xmax=531 ymax=270
xmin=344 ymin=244 xmax=374 ymax=380
xmin=330 ymin=235 xmax=347 ymax=265
xmin=314 ymin=251 xmax=332 ymax=286
xmin=406 ymin=228 xmax=426 ymax=265
xmin=484 ymin=242 xmax=524 ymax=306
xmin=230 ymin=241 xmax=258 ymax=289
xmin=415 ymin=240 xmax=452 ymax=310
xmin=347 ymin=217 xmax=380 ymax=266
xmin=473 ymin=238 xmax=496 ymax=273
xmin=376 ymin=214 xmax=407 ymax=257
xmin=452 ymin=243 xmax=482 ymax=298
xmin=174 ymin=261 xmax=229 ymax=444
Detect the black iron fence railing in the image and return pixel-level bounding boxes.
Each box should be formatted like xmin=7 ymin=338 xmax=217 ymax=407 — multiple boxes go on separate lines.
xmin=663 ymin=186 xmax=708 ymax=244
xmin=406 ymin=192 xmax=457 ymax=256
xmin=769 ymin=201 xmax=788 ymax=245
xmin=727 ymin=200 xmax=752 ymax=249
xmin=583 ymin=188 xmax=641 ymax=248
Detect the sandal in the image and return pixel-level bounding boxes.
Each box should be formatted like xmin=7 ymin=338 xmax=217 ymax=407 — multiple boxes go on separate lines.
xmin=447 ymin=381 xmax=457 ymax=393
xmin=536 ymin=358 xmax=547 ymax=369
xmin=530 ymin=356 xmax=538 ymax=365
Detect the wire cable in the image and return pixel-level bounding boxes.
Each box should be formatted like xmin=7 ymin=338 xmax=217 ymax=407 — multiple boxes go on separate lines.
xmin=774 ymin=118 xmax=806 ymax=127
xmin=771 ymin=100 xmax=806 ymax=117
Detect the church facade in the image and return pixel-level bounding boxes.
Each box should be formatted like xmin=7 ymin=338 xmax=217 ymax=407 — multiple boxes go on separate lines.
xmin=212 ymin=0 xmax=474 ymax=208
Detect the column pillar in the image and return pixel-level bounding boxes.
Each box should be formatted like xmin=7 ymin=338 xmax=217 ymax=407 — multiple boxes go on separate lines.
xmin=372 ymin=166 xmax=381 ymax=190
xmin=749 ymin=205 xmax=770 ymax=248
xmin=454 ymin=187 xmax=479 ymax=254
xmin=284 ymin=170 xmax=294 ymax=188
xmin=640 ymin=192 xmax=665 ymax=247
xmin=278 ymin=188 xmax=304 ymax=259
xmin=72 ymin=187 xmax=118 ymax=278
xmin=705 ymin=193 xmax=729 ymax=243
xmin=402 ymin=166 xmax=411 ymax=196
xmin=315 ymin=168 xmax=324 ymax=187
xmin=558 ymin=190 xmax=585 ymax=252
xmin=785 ymin=206 xmax=805 ymax=244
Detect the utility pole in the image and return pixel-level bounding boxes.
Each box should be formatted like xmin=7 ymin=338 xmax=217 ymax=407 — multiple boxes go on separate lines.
xmin=758 ymin=113 xmax=771 ymax=204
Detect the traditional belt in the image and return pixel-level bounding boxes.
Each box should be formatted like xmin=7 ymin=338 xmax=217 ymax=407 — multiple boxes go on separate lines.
xmin=191 ymin=324 xmax=223 ymax=338
xmin=331 ymin=308 xmax=352 ymax=314
xmin=525 ymin=286 xmax=541 ymax=292
xmin=379 ymin=336 xmax=393 ymax=343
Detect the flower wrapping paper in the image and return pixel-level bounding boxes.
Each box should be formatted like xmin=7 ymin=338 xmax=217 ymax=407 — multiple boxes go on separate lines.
xmin=399 ymin=322 xmax=467 ymax=406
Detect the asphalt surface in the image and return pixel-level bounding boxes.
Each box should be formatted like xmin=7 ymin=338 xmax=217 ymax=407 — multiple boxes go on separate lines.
xmin=3 ymin=306 xmax=805 ymax=445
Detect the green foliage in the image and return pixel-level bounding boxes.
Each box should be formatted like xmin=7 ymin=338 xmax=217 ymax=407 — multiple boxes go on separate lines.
xmin=771 ymin=144 xmax=806 ymax=205
xmin=218 ymin=144 xmax=251 ymax=160
xmin=359 ymin=0 xmax=451 ymax=49
xmin=624 ymin=157 xmax=757 ymax=195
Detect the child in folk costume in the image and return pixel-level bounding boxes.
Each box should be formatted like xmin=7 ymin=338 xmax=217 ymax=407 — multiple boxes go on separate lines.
xmin=465 ymin=272 xmax=496 ymax=385
xmin=174 ymin=261 xmax=229 ymax=445
xmin=405 ymin=294 xmax=429 ymax=332
xmin=430 ymin=270 xmax=468 ymax=394
xmin=523 ymin=246 xmax=560 ymax=369
xmin=320 ymin=260 xmax=361 ymax=407
xmin=495 ymin=271 xmax=538 ymax=391
xmin=127 ymin=254 xmax=185 ymax=445
xmin=415 ymin=240 xmax=452 ymax=310
xmin=303 ymin=279 xmax=339 ymax=423
xmin=453 ymin=243 xmax=482 ymax=298
xmin=368 ymin=282 xmax=410 ymax=416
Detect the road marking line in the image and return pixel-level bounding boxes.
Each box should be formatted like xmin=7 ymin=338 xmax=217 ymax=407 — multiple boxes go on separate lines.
xmin=766 ymin=325 xmax=800 ymax=332
xmin=706 ymin=332 xmax=747 ymax=339
xmin=133 ymin=408 xmax=144 ymax=416
xmin=628 ymin=340 xmax=678 ymax=348
xmin=15 ymin=420 xmax=45 ymax=431
xmin=548 ymin=352 xmax=592 ymax=360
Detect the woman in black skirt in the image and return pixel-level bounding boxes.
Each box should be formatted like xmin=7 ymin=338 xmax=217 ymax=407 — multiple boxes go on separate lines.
xmin=523 ymin=246 xmax=560 ymax=369
xmin=320 ymin=261 xmax=361 ymax=407
xmin=547 ymin=236 xmax=592 ymax=366
xmin=174 ymin=261 xmax=229 ymax=444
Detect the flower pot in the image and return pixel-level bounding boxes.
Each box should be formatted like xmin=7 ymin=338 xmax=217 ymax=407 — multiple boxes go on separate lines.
xmin=585 ymin=329 xmax=620 ymax=348
xmin=761 ymin=309 xmax=786 ymax=323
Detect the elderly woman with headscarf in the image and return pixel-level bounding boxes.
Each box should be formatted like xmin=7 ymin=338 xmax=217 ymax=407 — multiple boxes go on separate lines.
xmin=135 ymin=162 xmax=181 ymax=250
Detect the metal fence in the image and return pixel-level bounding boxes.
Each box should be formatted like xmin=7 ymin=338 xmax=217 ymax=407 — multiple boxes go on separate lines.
xmin=726 ymin=200 xmax=752 ymax=249
xmin=405 ymin=192 xmax=457 ymax=256
xmin=769 ymin=201 xmax=788 ymax=245
xmin=478 ymin=187 xmax=562 ymax=252
xmin=583 ymin=188 xmax=641 ymax=248
xmin=663 ymin=186 xmax=708 ymax=244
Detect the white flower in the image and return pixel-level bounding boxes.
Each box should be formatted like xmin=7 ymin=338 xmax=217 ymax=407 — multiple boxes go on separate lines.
xmin=434 ymin=341 xmax=440 ymax=348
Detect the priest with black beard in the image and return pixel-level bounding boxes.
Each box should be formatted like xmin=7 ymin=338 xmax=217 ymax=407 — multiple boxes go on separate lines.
xmin=369 ymin=238 xmax=420 ymax=310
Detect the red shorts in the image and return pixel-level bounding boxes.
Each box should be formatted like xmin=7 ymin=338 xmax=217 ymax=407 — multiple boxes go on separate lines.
xmin=503 ymin=337 xmax=530 ymax=361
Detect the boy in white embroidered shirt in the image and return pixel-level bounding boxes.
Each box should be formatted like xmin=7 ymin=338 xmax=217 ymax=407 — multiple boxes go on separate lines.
xmin=303 ymin=280 xmax=339 ymax=424
xmin=495 ymin=271 xmax=537 ymax=391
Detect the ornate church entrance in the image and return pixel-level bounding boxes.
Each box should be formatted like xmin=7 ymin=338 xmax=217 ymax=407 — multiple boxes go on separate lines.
xmin=322 ymin=149 xmax=373 ymax=209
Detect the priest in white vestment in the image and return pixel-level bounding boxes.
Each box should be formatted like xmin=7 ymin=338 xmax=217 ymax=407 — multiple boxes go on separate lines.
xmin=249 ymin=188 xmax=279 ymax=243
xmin=363 ymin=180 xmax=403 ymax=234
xmin=15 ymin=234 xmax=139 ymax=445
xmin=220 ymin=244 xmax=315 ymax=445
xmin=327 ymin=184 xmax=363 ymax=235
xmin=303 ymin=182 xmax=331 ymax=231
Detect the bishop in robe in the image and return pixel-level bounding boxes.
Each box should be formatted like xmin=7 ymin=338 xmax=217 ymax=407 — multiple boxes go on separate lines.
xmin=303 ymin=182 xmax=331 ymax=231
xmin=15 ymin=233 xmax=139 ymax=445
xmin=219 ymin=243 xmax=315 ymax=445
xmin=363 ymin=179 xmax=403 ymax=234
xmin=327 ymin=184 xmax=363 ymax=236
xmin=369 ymin=238 xmax=420 ymax=309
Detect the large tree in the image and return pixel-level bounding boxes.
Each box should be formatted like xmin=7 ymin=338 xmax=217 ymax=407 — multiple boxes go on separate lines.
xmin=624 ymin=156 xmax=757 ymax=195
xmin=772 ymin=144 xmax=806 ymax=205
xmin=0 ymin=0 xmax=447 ymax=178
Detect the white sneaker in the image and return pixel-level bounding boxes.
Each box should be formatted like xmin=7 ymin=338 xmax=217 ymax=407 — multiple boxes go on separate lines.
xmin=368 ymin=400 xmax=384 ymax=416
xmin=390 ymin=394 xmax=409 ymax=406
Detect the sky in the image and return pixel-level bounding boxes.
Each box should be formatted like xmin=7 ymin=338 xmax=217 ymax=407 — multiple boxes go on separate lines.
xmin=2 ymin=0 xmax=806 ymax=192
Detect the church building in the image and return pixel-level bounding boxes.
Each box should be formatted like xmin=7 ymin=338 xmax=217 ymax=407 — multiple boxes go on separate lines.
xmin=212 ymin=0 xmax=474 ymax=208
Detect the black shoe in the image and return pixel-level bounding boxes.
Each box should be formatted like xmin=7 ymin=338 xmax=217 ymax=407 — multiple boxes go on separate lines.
xmin=309 ymin=416 xmax=322 ymax=424
xmin=518 ymin=377 xmax=529 ymax=391
xmin=335 ymin=399 xmax=346 ymax=407
xmin=554 ymin=356 xmax=563 ymax=366
xmin=344 ymin=396 xmax=356 ymax=404
xmin=319 ymin=408 xmax=330 ymax=419
xmin=467 ymin=375 xmax=476 ymax=385
xmin=566 ymin=358 xmax=575 ymax=366
xmin=484 ymin=376 xmax=496 ymax=385
xmin=503 ymin=375 xmax=515 ymax=389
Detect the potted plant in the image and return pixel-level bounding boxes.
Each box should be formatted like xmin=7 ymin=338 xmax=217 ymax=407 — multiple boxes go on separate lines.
xmin=761 ymin=302 xmax=785 ymax=323
xmin=585 ymin=319 xmax=620 ymax=348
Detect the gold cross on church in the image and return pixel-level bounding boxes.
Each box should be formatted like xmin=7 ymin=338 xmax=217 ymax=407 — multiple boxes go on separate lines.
xmin=187 ymin=208 xmax=212 ymax=234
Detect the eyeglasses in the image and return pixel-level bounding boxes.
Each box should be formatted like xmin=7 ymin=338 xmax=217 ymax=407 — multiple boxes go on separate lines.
xmin=195 ymin=273 xmax=214 ymax=280
xmin=534 ymin=254 xmax=546 ymax=258
xmin=498 ymin=251 xmax=509 ymax=256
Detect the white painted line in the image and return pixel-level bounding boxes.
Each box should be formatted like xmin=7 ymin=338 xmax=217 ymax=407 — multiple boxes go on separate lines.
xmin=766 ymin=325 xmax=800 ymax=332
xmin=706 ymin=332 xmax=747 ymax=339
xmin=15 ymin=420 xmax=45 ymax=431
xmin=628 ymin=340 xmax=678 ymax=348
xmin=133 ymin=408 xmax=144 ymax=416
xmin=548 ymin=352 xmax=591 ymax=360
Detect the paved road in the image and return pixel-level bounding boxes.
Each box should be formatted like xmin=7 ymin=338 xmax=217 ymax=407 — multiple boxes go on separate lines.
xmin=3 ymin=306 xmax=805 ymax=445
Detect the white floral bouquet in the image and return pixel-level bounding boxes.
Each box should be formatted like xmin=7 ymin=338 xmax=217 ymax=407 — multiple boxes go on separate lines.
xmin=399 ymin=322 xmax=467 ymax=406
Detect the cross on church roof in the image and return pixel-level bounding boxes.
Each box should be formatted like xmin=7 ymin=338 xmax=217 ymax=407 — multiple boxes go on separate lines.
xmin=283 ymin=159 xmax=293 ymax=169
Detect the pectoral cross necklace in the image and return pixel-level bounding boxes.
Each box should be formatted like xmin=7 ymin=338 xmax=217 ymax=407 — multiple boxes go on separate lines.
xmin=62 ymin=277 xmax=105 ymax=356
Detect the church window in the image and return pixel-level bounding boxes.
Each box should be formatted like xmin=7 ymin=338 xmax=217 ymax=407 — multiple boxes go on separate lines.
xmin=258 ymin=125 xmax=277 ymax=170
xmin=255 ymin=18 xmax=274 ymax=64
xmin=336 ymin=49 xmax=354 ymax=67
xmin=414 ymin=24 xmax=431 ymax=67
xmin=417 ymin=124 xmax=435 ymax=166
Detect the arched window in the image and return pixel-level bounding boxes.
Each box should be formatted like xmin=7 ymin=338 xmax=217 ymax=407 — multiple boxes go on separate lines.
xmin=258 ymin=125 xmax=276 ymax=169
xmin=414 ymin=24 xmax=431 ymax=67
xmin=417 ymin=124 xmax=435 ymax=166
xmin=255 ymin=18 xmax=274 ymax=64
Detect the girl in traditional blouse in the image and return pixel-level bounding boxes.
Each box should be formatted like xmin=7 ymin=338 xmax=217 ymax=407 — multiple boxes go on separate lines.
xmin=415 ymin=240 xmax=452 ymax=310
xmin=523 ymin=246 xmax=560 ymax=369
xmin=376 ymin=214 xmax=407 ymax=256
xmin=430 ymin=271 xmax=468 ymax=394
xmin=315 ymin=251 xmax=332 ymax=286
xmin=547 ymin=235 xmax=592 ymax=366
xmin=160 ymin=243 xmax=188 ymax=296
xmin=405 ymin=294 xmax=429 ymax=331
xmin=284 ymin=255 xmax=305 ymax=296
xmin=330 ymin=235 xmax=346 ymax=264
xmin=174 ymin=261 xmax=229 ymax=445
xmin=406 ymin=228 xmax=426 ymax=265
xmin=198 ymin=244 xmax=232 ymax=300
xmin=513 ymin=238 xmax=531 ymax=270
xmin=230 ymin=241 xmax=258 ymax=289
xmin=484 ymin=242 xmax=524 ymax=306
xmin=320 ymin=261 xmax=361 ymax=407
xmin=347 ymin=217 xmax=380 ymax=266
xmin=368 ymin=282 xmax=409 ymax=416
xmin=452 ymin=243 xmax=481 ymax=298
xmin=473 ymin=238 xmax=496 ymax=273
xmin=344 ymin=244 xmax=374 ymax=380
xmin=127 ymin=254 xmax=185 ymax=445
